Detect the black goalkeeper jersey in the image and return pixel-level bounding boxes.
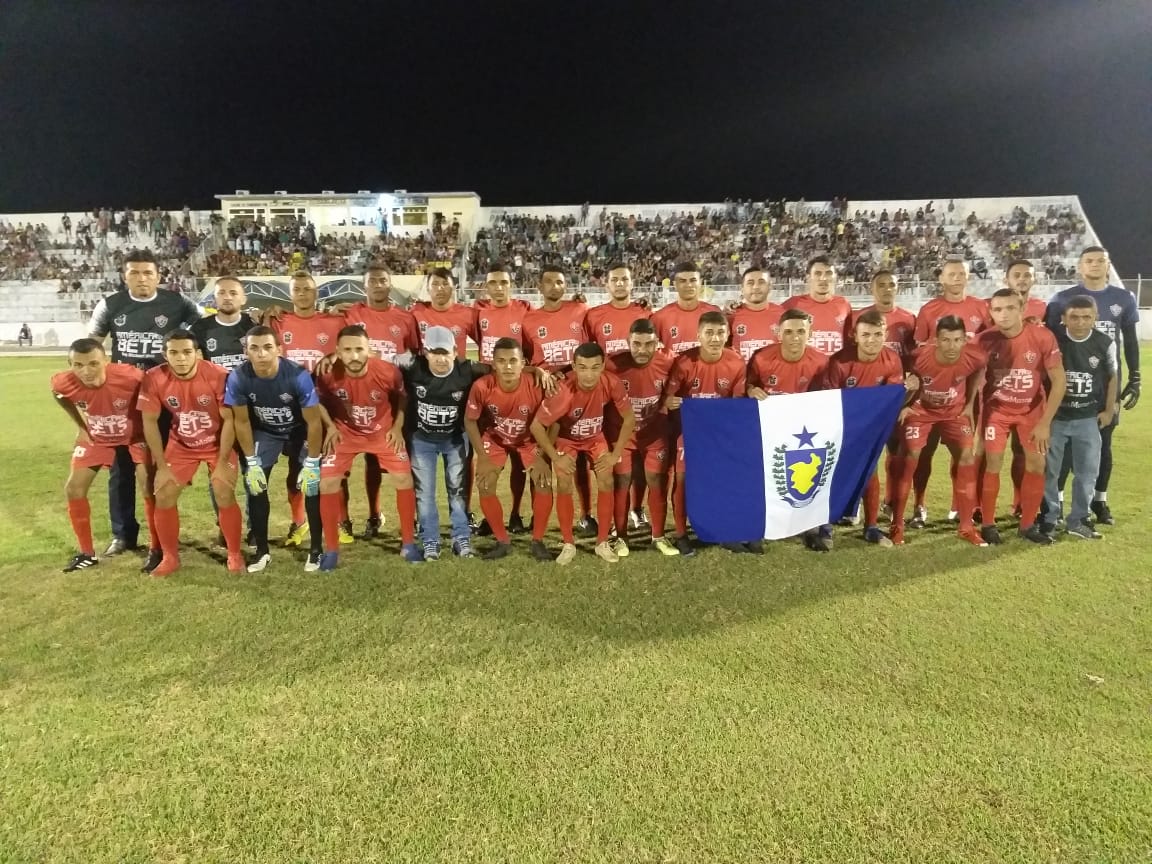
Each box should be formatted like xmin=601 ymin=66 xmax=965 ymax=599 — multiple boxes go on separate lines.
xmin=89 ymin=289 xmax=201 ymax=368
xmin=190 ymin=314 xmax=256 ymax=370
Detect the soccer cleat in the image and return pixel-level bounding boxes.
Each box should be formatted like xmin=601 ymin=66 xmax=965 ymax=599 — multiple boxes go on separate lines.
xmin=284 ymin=522 xmax=309 ymax=548
xmin=338 ymin=520 xmax=355 ymax=545
xmin=102 ymin=537 xmax=132 ymax=557
xmin=452 ymin=538 xmax=474 ymax=559
xmin=401 ymin=543 xmax=425 ymax=563
xmin=908 ymin=506 xmax=928 ymax=530
xmin=980 ymin=525 xmax=1003 ymax=546
xmin=742 ymin=540 xmax=765 ymax=554
xmin=863 ymin=526 xmax=894 ymax=548
xmin=359 ymin=516 xmax=382 ymax=540
xmin=529 ymin=540 xmax=554 ymax=562
xmin=837 ymin=509 xmax=860 ymax=527
xmin=1090 ymin=500 xmax=1114 ymax=526
xmin=474 ymin=519 xmax=494 ymax=538
xmin=318 ymin=551 xmax=339 ymax=571
xmin=467 ymin=512 xmax=481 ymax=531
xmin=1019 ymin=525 xmax=1054 ymax=545
xmin=556 ymin=543 xmax=579 ymax=565
xmin=879 ymin=502 xmax=893 ymax=524
xmin=140 ymin=548 xmax=163 ymax=574
xmin=803 ymin=529 xmax=831 ymax=553
xmin=1066 ymin=521 xmax=1103 ymax=540
xmin=652 ymin=536 xmax=680 ymax=556
xmin=971 ymin=508 xmax=983 ymax=526
xmin=150 ymin=556 xmax=181 ymax=578
xmin=303 ymin=551 xmax=322 ymax=573
xmin=576 ymin=515 xmax=598 ymax=537
xmin=227 ymin=553 xmax=247 ymax=574
xmin=628 ymin=508 xmax=649 ymax=530
xmin=63 ymin=553 xmax=99 ymax=573
xmin=672 ymin=534 xmax=695 ymax=557
xmin=818 ymin=524 xmax=834 ymax=550
xmin=593 ymin=541 xmax=619 ymax=563
xmin=958 ymin=528 xmax=989 ymax=547
xmin=482 ymin=542 xmax=512 ymax=560
xmin=422 ymin=541 xmax=441 ymax=561
xmin=506 ymin=513 xmax=528 ymax=535
xmin=1039 ymin=522 xmax=1058 ymax=539
xmin=610 ymin=538 xmax=630 ymax=558
xmin=720 ymin=543 xmax=750 ymax=554
xmin=946 ymin=509 xmax=959 ymax=523
xmin=247 ymin=553 xmax=272 ymax=573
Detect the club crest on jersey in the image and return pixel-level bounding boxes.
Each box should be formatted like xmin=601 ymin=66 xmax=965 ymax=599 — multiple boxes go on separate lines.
xmin=155 ymin=315 xmax=169 ymax=328
xmin=1088 ymin=356 xmax=1100 ymax=369
xmin=282 ymin=332 xmax=293 ymax=344
xmin=537 ymin=327 xmax=548 ymax=338
xmin=317 ymin=334 xmax=330 ymax=346
xmin=511 ymin=322 xmax=522 ymax=334
xmin=114 ymin=314 xmax=127 ymax=327
xmin=369 ymin=389 xmax=382 ymax=402
xmin=206 ymin=338 xmax=217 ymax=352
xmin=519 ymin=405 xmax=530 ymax=415
xmin=602 ymin=323 xmax=613 ymax=335
xmin=969 ymin=316 xmax=982 ymax=327
xmin=336 ymin=388 xmax=348 ymax=400
xmin=767 ymin=374 xmax=779 ymax=387
xmin=480 ymin=318 xmax=490 ymax=331
xmin=113 ymin=398 xmax=128 ymax=410
xmin=569 ymin=322 xmax=581 ymax=334
xmin=718 ymin=378 xmax=731 ymax=390
xmin=416 ymin=386 xmax=427 ymax=398
xmin=197 ymin=394 xmax=211 ymax=406
xmin=572 ymin=408 xmax=583 ymax=418
xmin=773 ymin=426 xmax=838 ymax=509
xmin=451 ymin=391 xmax=464 ymax=401
xmin=487 ymin=404 xmax=500 ymax=414
xmin=1024 ymin=350 xmax=1038 ymax=364
xmin=385 ymin=326 xmax=398 ymax=338
xmin=75 ymin=400 xmax=88 ymax=410
xmin=835 ymin=315 xmax=847 ymax=325
xmin=621 ymin=379 xmax=630 ymax=392
xmin=1110 ymin=304 xmax=1122 ymax=317
xmin=280 ymin=392 xmax=293 ymax=403
xmin=921 ymin=376 xmax=933 ymax=386
xmin=670 ymin=326 xmax=679 ymax=339
xmin=736 ymin=324 xmax=747 ymax=336
xmin=166 ymin=396 xmax=180 ymax=409
xmin=846 ymin=376 xmax=858 ymax=387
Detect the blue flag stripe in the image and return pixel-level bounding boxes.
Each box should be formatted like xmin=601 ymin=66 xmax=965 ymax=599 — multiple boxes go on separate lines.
xmin=826 ymin=385 xmax=908 ymax=522
xmin=682 ymin=399 xmax=766 ymax=542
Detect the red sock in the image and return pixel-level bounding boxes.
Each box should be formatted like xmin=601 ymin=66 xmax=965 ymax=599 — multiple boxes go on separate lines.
xmin=1010 ymin=452 xmax=1025 ymax=510
xmin=631 ymin=471 xmax=647 ymax=512
xmin=885 ymin=453 xmax=904 ymax=507
xmin=613 ymin=485 xmax=630 ymax=538
xmin=320 ymin=492 xmax=342 ymax=552
xmin=218 ymin=502 xmax=243 ymax=554
xmin=509 ymin=463 xmax=526 ymax=517
xmin=480 ymin=495 xmax=509 ymax=543
xmin=67 ymin=499 xmax=93 ymax=555
xmin=597 ymin=490 xmax=613 ymax=543
xmin=955 ymin=463 xmax=978 ymax=531
xmin=288 ymin=489 xmax=305 ymax=525
xmin=531 ymin=491 xmax=553 ymax=541
xmin=395 ymin=487 xmax=416 ymax=544
xmin=365 ymin=459 xmax=382 ymax=518
xmin=648 ymin=482 xmax=668 ymax=539
xmin=143 ymin=496 xmax=160 ymax=550
xmin=556 ymin=493 xmax=576 ymax=543
xmin=155 ymin=505 xmax=181 ymax=559
xmin=1019 ymin=470 xmax=1044 ymax=529
xmin=980 ymin=471 xmax=1001 ymax=526
xmin=672 ymin=473 xmax=688 ymax=535
xmin=891 ymin=456 xmax=918 ymax=527
xmin=863 ymin=473 xmax=881 ymax=526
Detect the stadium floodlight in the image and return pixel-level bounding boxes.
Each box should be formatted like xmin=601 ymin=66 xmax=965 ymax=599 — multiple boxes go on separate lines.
xmin=235 ymin=189 xmax=250 ymax=195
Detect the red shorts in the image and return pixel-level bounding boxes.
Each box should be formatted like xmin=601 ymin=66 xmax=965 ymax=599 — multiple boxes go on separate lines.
xmin=555 ymin=436 xmax=609 ymax=473
xmin=480 ymin=437 xmax=539 ymax=470
xmin=904 ymin=416 xmax=975 ymax=451
xmin=614 ymin=437 xmax=671 ymax=476
xmin=166 ymin=445 xmax=238 ymax=485
xmin=321 ymin=439 xmax=411 ymax=479
xmin=71 ymin=441 xmax=148 ymax=470
xmin=982 ymin=407 xmax=1043 ymax=455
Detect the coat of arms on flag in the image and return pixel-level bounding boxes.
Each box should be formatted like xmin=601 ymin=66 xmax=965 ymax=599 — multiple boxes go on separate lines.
xmin=774 ymin=426 xmax=838 ymax=508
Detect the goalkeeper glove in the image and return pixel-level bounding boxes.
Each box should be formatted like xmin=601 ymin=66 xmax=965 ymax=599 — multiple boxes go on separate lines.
xmin=244 ymin=455 xmax=268 ymax=495
xmin=1120 ymin=371 xmax=1140 ymax=410
xmin=297 ymin=456 xmax=321 ymax=497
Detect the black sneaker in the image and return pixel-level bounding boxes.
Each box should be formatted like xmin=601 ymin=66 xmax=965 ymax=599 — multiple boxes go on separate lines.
xmin=359 ymin=516 xmax=382 ymax=540
xmin=576 ymin=515 xmax=598 ymax=538
xmin=980 ymin=525 xmax=1002 ymax=546
xmin=1038 ymin=522 xmax=1058 ymax=538
xmin=1090 ymin=500 xmax=1114 ymax=526
xmin=672 ymin=534 xmax=696 ymax=557
xmin=482 ymin=542 xmax=512 ymax=561
xmin=719 ymin=542 xmax=749 ymax=554
xmin=140 ymin=548 xmax=163 ymax=573
xmin=507 ymin=513 xmax=528 ymax=535
xmin=63 ymin=553 xmax=99 ymax=573
xmin=1065 ymin=521 xmax=1103 ymax=540
xmin=529 ymin=540 xmax=554 ymax=562
xmin=803 ymin=529 xmax=831 ymax=552
xmin=743 ymin=540 xmax=765 ymax=554
xmin=102 ymin=537 xmax=133 ymax=557
xmin=467 ymin=512 xmax=481 ymax=531
xmin=474 ymin=518 xmax=494 ymax=538
xmin=1019 ymin=524 xmax=1054 ymax=545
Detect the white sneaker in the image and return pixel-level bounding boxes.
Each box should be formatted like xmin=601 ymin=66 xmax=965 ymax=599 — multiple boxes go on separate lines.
xmin=595 ymin=541 xmax=620 ymax=563
xmin=556 ymin=543 xmax=578 ymax=565
xmin=247 ymin=553 xmax=272 ymax=573
xmin=610 ymin=538 xmax=629 ymax=558
xmin=304 ymin=551 xmax=321 ymax=572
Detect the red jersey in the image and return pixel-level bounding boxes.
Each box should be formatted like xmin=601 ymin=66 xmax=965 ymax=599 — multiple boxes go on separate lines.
xmin=780 ymin=294 xmax=852 ymax=356
xmin=823 ymin=345 xmax=905 ymax=389
xmin=523 ymin=301 xmax=588 ymax=372
xmin=651 ymin=301 xmax=721 ymax=355
xmin=728 ymin=303 xmax=784 ymax=361
xmin=851 ymin=305 xmax=917 ymax=358
xmin=978 ymin=324 xmax=1062 ymax=416
xmin=584 ymin=302 xmax=652 ymax=356
xmin=341 ymin=302 xmax=419 ymax=361
xmin=271 ymin=312 xmax=344 ymax=372
xmin=907 ymin=343 xmax=988 ymax=422
xmin=666 ymin=348 xmax=748 ymax=399
xmin=410 ymin=302 xmax=474 ymax=356
xmin=534 ymin=372 xmax=630 ymax=443
xmin=138 ymin=361 xmax=230 ymax=452
xmin=471 ymin=299 xmax=532 ymax=362
xmin=315 ymin=357 xmax=406 ymax=440
xmin=747 ymin=345 xmax=829 ymax=395
xmin=999 ymin=296 xmax=1047 ymax=325
xmin=607 ymin=348 xmax=677 ymax=440
xmin=914 ymin=296 xmax=989 ymax=344
xmin=51 ymin=363 xmax=145 ymax=445
xmin=465 ymin=373 xmax=545 ymax=448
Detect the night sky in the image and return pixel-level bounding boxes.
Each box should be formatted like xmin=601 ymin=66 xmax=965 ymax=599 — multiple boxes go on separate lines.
xmin=2 ymin=0 xmax=1149 ymax=272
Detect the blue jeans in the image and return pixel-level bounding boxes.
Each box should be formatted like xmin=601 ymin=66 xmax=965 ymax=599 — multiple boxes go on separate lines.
xmin=1043 ymin=417 xmax=1101 ymax=527
xmin=410 ymin=433 xmax=470 ymax=545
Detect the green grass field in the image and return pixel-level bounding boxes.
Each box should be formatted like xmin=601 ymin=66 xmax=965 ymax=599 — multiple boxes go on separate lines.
xmin=2 ymin=353 xmax=1150 ymax=863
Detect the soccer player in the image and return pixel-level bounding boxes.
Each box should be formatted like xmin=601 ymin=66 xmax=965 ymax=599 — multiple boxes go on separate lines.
xmin=341 ymin=263 xmax=420 ymax=539
xmin=411 ymin=267 xmax=474 ymax=356
xmin=530 ymin=343 xmax=635 ymax=564
xmin=464 ymin=338 xmax=551 ymax=560
xmin=780 ymin=256 xmax=853 ymax=357
xmin=138 ymin=332 xmax=242 ymax=577
xmin=606 ymin=319 xmax=678 ymax=556
xmin=890 ymin=316 xmax=988 ymax=546
xmin=727 ymin=266 xmax=783 ymax=362
xmin=190 ymin=276 xmax=255 ymax=370
xmin=1044 ymin=246 xmax=1140 ymax=525
xmin=51 ymin=339 xmax=154 ymax=572
xmin=823 ymin=310 xmax=908 ymax=547
xmin=746 ymin=309 xmax=830 ymax=397
xmin=88 ymin=249 xmax=201 ymax=556
xmin=650 ymin=261 xmax=720 ymax=355
xmin=976 ymin=289 xmax=1066 ymax=544
xmin=1004 ymin=260 xmax=1048 ymax=324
xmin=1040 ymin=296 xmax=1117 ymax=540
xmin=664 ymin=312 xmax=748 ymax=556
xmin=314 ymin=325 xmax=419 ymax=568
xmin=584 ymin=262 xmax=652 ymax=357
xmin=225 ymin=326 xmax=325 ymax=572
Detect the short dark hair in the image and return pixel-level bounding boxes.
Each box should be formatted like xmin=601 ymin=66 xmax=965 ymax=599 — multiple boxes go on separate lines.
xmin=540 ymin=263 xmax=567 ymax=279
xmin=573 ymin=342 xmax=605 ymax=361
xmin=364 ymin=262 xmax=391 ymax=275
xmin=69 ymin=338 xmax=105 ymax=355
xmin=854 ymin=309 xmax=885 ymax=329
xmin=1080 ymin=245 xmax=1107 ymax=258
xmin=741 ymin=266 xmax=766 ymax=280
xmin=673 ymin=261 xmax=700 ymax=276
xmin=124 ymin=249 xmax=157 ymax=266
xmin=698 ymin=311 xmax=728 ymax=329
xmin=870 ymin=268 xmax=895 ymax=282
xmin=337 ymin=324 xmax=369 ymax=341
xmin=214 ymin=274 xmax=244 ymax=290
xmin=1064 ymin=295 xmax=1097 ymax=312
xmin=289 ymin=270 xmax=315 ymax=282
xmin=491 ymin=337 xmax=523 ymax=354
xmin=1005 ymin=259 xmax=1034 ymax=275
xmin=629 ymin=318 xmax=657 ymax=335
xmin=245 ymin=324 xmax=279 ymax=345
xmin=429 ymin=267 xmax=453 ymax=281
xmin=606 ymin=261 xmax=630 ymax=273
xmin=779 ymin=308 xmax=811 ymax=325
xmin=486 ymin=264 xmax=512 ymax=277
xmin=163 ymin=330 xmax=197 ymax=349
xmin=936 ymin=315 xmax=967 ymax=336
xmin=989 ymin=287 xmax=1020 ymax=305
xmin=806 ymin=255 xmax=832 ymax=274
